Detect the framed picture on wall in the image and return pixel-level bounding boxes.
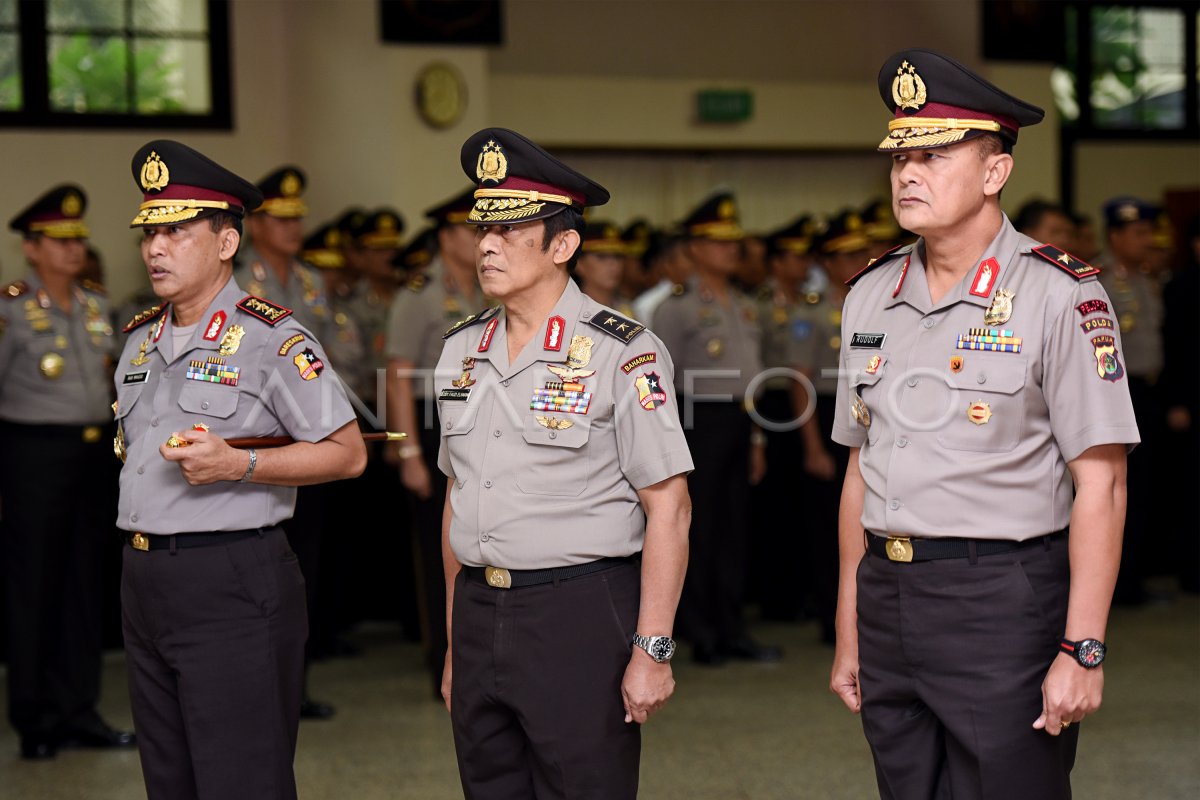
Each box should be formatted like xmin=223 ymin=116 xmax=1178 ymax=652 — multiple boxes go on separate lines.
xmin=380 ymin=0 xmax=504 ymax=45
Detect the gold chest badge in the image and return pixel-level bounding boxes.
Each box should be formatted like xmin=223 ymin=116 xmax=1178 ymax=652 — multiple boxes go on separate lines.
xmin=984 ymin=288 xmax=1014 ymax=326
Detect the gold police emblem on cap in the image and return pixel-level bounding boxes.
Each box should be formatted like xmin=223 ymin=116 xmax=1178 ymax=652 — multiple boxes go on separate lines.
xmin=281 ymin=171 xmax=301 ymax=197
xmin=139 ymin=151 xmax=170 ymax=192
xmin=1116 ymin=203 xmax=1140 ymax=222
xmin=62 ymin=192 xmax=82 ymax=217
xmin=380 ymin=214 xmax=397 ymax=233
xmin=718 ymin=199 xmax=735 ymax=220
xmin=324 ymin=228 xmax=340 ymax=248
xmin=476 ymin=140 xmax=508 ymax=185
xmin=892 ymin=60 xmax=928 ymax=111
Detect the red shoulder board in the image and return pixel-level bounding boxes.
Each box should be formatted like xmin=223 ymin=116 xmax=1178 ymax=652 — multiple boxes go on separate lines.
xmin=3 ymin=281 xmax=29 ymax=299
xmin=1032 ymin=245 xmax=1100 ymax=280
xmin=236 ymin=295 xmax=294 ymax=326
xmin=122 ymin=304 xmax=166 ymax=333
xmin=846 ymin=244 xmax=908 ymax=287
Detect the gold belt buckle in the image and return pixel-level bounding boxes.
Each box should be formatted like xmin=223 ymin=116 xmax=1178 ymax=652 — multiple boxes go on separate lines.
xmin=886 ymin=537 xmax=913 ymax=563
xmin=131 ymin=532 xmax=150 ymax=552
xmin=82 ymin=425 xmax=101 ymax=443
xmin=483 ymin=566 xmax=512 ymax=589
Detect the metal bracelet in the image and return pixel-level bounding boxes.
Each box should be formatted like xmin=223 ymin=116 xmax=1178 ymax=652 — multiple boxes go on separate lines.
xmin=239 ymin=448 xmax=257 ymax=483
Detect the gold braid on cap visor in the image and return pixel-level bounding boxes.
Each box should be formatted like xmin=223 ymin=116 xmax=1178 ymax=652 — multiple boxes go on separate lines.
xmin=131 ymin=199 xmax=232 ymax=227
xmin=29 ymin=220 xmax=90 ymax=238
xmin=468 ymin=188 xmax=578 ymax=224
xmin=879 ymin=117 xmax=1003 ymax=150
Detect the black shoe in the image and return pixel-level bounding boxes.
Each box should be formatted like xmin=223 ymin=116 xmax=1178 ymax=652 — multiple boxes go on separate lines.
xmin=57 ymin=718 xmax=135 ymax=750
xmin=719 ymin=637 xmax=783 ymax=662
xmin=20 ymin=735 xmax=57 ymax=760
xmin=691 ymin=643 xmax=727 ymax=667
xmin=300 ymin=698 xmax=336 ymax=720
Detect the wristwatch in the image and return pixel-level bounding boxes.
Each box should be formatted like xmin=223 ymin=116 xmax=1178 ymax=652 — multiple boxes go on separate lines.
xmin=1059 ymin=637 xmax=1106 ymax=668
xmin=631 ymin=634 xmax=676 ymax=663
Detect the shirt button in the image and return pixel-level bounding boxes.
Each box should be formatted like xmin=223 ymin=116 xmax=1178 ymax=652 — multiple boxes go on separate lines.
xmin=896 ymin=437 xmax=908 ymax=448
xmin=201 ymin=401 xmax=210 ymax=410
xmin=922 ymin=318 xmax=935 ymax=329
xmin=151 ymin=417 xmax=159 ymax=427
xmin=493 ymin=430 xmax=502 ymax=438
xmin=549 ymin=431 xmax=557 ymax=439
xmin=502 ymin=379 xmax=510 ymax=387
xmin=484 ymin=480 xmax=493 ymax=488
xmin=889 ymin=500 xmax=901 ymax=511
xmin=446 ymin=422 xmax=452 ymax=430
xmin=906 ymin=378 xmax=917 ymax=388
xmin=480 ymin=533 xmax=490 ymax=542
xmin=130 ymin=513 xmax=139 ymax=523
xmin=163 ymin=370 xmax=171 ymax=377
xmin=977 ymin=373 xmax=987 ymax=384
xmin=137 ymin=466 xmax=145 ymax=474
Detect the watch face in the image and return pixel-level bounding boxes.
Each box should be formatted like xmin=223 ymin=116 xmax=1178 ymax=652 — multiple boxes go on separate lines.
xmin=649 ymin=637 xmax=675 ymax=662
xmin=1077 ymin=639 xmax=1106 ymax=667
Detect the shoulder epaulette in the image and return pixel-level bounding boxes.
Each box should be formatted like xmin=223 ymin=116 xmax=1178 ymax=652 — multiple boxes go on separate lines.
xmin=236 ymin=295 xmax=294 ymax=326
xmin=407 ymin=274 xmax=428 ymax=293
xmin=122 ymin=304 xmax=166 ymax=333
xmin=443 ymin=306 xmax=500 ymax=339
xmin=587 ymin=310 xmax=646 ymax=344
xmin=80 ymin=279 xmax=107 ymax=296
xmin=2 ymin=281 xmax=29 ymax=299
xmin=846 ymin=244 xmax=910 ymax=287
xmin=1031 ymin=244 xmax=1100 ymax=280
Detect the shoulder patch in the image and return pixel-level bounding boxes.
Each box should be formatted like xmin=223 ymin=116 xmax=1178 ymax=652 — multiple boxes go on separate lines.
xmin=443 ymin=305 xmax=500 ymax=339
xmin=236 ymin=295 xmax=294 ymax=326
xmin=122 ymin=304 xmax=166 ymax=333
xmin=846 ymin=244 xmax=910 ymax=287
xmin=1031 ymin=244 xmax=1100 ymax=280
xmin=3 ymin=281 xmax=29 ymax=299
xmin=587 ymin=310 xmax=646 ymax=344
xmin=80 ymin=279 xmax=107 ymax=296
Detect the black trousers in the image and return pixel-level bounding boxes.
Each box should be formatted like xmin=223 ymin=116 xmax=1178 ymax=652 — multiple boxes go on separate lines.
xmin=410 ymin=413 xmax=448 ymax=695
xmin=857 ymin=533 xmax=1078 ymax=800
xmin=676 ymin=401 xmax=751 ymax=647
xmin=0 ymin=422 xmax=111 ymax=739
xmin=121 ymin=527 xmax=307 ymax=800
xmin=450 ymin=562 xmax=641 ymax=800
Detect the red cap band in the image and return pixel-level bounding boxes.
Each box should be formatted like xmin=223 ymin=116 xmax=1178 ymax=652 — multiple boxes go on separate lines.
xmin=143 ymin=184 xmax=245 ymax=210
xmin=895 ymin=102 xmax=1020 ymax=134
xmin=492 ymin=176 xmax=585 ymax=207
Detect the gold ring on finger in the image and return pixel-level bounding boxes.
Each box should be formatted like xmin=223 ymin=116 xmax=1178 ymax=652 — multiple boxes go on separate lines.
xmin=1060 ymin=721 xmax=1071 ymax=730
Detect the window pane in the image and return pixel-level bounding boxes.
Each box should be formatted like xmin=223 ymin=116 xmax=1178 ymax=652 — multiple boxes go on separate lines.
xmin=48 ymin=34 xmax=131 ymax=112
xmin=133 ymin=38 xmax=210 ymax=114
xmin=48 ymin=0 xmax=126 ymax=31
xmin=133 ymin=0 xmax=208 ymax=35
xmin=0 ymin=32 xmax=20 ymax=110
xmin=0 ymin=0 xmax=17 ymax=27
xmin=1090 ymin=6 xmax=1185 ymax=130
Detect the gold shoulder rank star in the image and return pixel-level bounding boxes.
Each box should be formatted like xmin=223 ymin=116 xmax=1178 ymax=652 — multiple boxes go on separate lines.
xmin=1058 ymin=252 xmax=1071 ymax=265
xmin=604 ymin=316 xmax=617 ymax=326
xmin=615 ymin=322 xmax=629 ymax=331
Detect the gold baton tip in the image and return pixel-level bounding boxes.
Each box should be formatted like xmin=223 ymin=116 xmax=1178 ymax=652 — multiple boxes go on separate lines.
xmin=384 ymin=431 xmax=408 ymax=441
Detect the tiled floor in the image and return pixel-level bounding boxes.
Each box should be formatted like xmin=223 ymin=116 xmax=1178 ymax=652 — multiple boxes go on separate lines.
xmin=2 ymin=593 xmax=1197 ymax=799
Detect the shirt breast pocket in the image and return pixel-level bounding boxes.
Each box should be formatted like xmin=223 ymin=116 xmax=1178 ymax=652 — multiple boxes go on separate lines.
xmin=516 ymin=416 xmax=591 ymax=497
xmin=178 ymin=382 xmax=240 ymax=420
xmin=846 ymin=354 xmax=886 ymax=445
xmin=438 ymin=402 xmax=478 ymax=481
xmin=936 ymin=358 xmax=1028 ymax=453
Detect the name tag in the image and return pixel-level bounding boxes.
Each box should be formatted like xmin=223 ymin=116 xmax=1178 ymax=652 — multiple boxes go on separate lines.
xmin=123 ymin=371 xmax=150 ymax=385
xmin=439 ymin=388 xmax=470 ymax=402
xmin=850 ymin=332 xmax=886 ymax=349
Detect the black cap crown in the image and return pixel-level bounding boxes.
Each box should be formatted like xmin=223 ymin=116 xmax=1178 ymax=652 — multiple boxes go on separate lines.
xmin=358 ymin=208 xmax=404 ymax=249
xmin=764 ymin=216 xmax=817 ymax=256
xmin=580 ymin=220 xmax=626 ymax=255
xmin=9 ymin=184 xmax=89 ymax=239
xmin=877 ymin=49 xmax=1044 ymax=151
xmin=424 ymin=187 xmax=477 ymax=227
xmin=460 ymin=128 xmax=609 ymax=225
xmin=302 ymin=223 xmax=345 ymax=269
xmin=681 ymin=192 xmax=744 ymax=241
xmin=1103 ymin=196 xmax=1158 ymax=230
xmin=129 ymin=140 xmax=262 ymax=228
xmin=255 ymin=166 xmax=308 ymax=218
xmin=816 ymin=210 xmax=871 ymax=255
xmin=396 ymin=227 xmax=438 ymax=271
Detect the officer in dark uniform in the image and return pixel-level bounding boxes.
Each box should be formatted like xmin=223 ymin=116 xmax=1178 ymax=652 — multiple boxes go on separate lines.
xmin=652 ymin=193 xmax=779 ymax=665
xmin=830 ymin=50 xmax=1139 ymax=799
xmin=116 ymin=140 xmax=366 ymax=799
xmin=439 ymin=127 xmax=693 ymax=800
xmin=383 ymin=187 xmax=479 ymax=697
xmin=0 ymin=186 xmax=133 ymax=759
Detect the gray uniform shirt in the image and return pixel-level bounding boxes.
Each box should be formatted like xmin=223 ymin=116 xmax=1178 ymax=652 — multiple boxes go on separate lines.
xmin=757 ymin=282 xmax=841 ymax=395
xmin=436 ymin=279 xmax=694 ymax=569
xmin=385 ymin=258 xmax=479 ymax=398
xmin=234 ymin=246 xmax=331 ymax=339
xmin=0 ymin=273 xmax=115 ymax=425
xmin=114 ymin=276 xmax=356 ymax=535
xmin=832 ymin=217 xmax=1140 ymax=540
xmin=1095 ymin=253 xmax=1163 ymax=380
xmin=651 ymin=278 xmax=763 ymax=401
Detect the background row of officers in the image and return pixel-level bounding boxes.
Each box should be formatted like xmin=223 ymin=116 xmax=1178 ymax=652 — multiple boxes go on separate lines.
xmin=0 ymin=167 xmax=1195 ymax=758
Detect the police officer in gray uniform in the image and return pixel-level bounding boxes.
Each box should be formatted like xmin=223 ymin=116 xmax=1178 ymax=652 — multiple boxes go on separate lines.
xmin=0 ymin=185 xmax=132 ymax=759
xmin=829 ymin=50 xmax=1140 ymax=799
xmin=438 ymin=128 xmax=693 ymax=799
xmin=384 ymin=187 xmax=479 ymax=696
xmin=115 ymin=140 xmax=366 ymax=800
xmin=652 ymin=192 xmax=778 ymax=665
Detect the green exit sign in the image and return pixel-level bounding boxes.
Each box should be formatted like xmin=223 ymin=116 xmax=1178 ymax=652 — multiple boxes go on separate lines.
xmin=697 ymin=89 xmax=754 ymax=123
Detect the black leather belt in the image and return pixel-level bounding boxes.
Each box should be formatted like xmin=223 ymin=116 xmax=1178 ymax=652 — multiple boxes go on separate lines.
xmin=463 ymin=556 xmax=636 ymax=589
xmin=868 ymin=530 xmax=1065 ymax=563
xmin=124 ymin=528 xmax=267 ymax=552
